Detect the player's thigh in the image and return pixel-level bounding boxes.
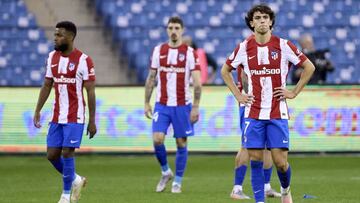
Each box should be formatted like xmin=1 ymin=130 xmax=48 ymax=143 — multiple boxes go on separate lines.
xmin=152 ymin=103 xmax=171 ymax=135
xmin=62 ymin=123 xmax=85 ymax=148
xmin=266 ymin=119 xmax=289 ymax=149
xmin=243 ymin=118 xmax=266 ymax=149
xmin=235 ymin=147 xmax=249 ymax=167
xmin=171 ymin=104 xmax=194 ymax=138
xmin=47 ymin=122 xmax=63 ymax=148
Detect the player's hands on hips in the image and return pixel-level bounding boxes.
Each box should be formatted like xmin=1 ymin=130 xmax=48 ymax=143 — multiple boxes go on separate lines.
xmin=190 ymin=106 xmax=199 ymax=123
xmin=87 ymin=122 xmax=97 ymax=139
xmin=144 ymin=103 xmax=153 ymax=119
xmin=273 ymin=87 xmax=296 ymax=100
xmin=33 ymin=111 xmax=41 ymax=128
xmin=236 ymin=94 xmax=254 ymax=106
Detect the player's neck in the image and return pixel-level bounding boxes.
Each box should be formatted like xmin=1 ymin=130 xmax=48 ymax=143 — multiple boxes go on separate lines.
xmin=168 ymin=39 xmax=183 ymax=48
xmin=61 ymin=44 xmax=74 ymax=56
xmin=254 ymin=32 xmax=271 ymax=45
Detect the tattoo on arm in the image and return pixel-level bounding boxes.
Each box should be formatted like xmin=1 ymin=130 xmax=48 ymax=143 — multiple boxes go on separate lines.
xmin=145 ymin=70 xmax=157 ymax=103
xmin=193 ymin=85 xmax=201 ymax=106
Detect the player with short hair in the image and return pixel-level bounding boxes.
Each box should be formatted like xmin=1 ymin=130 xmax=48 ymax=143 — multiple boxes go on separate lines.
xmin=33 ymin=21 xmax=97 ymax=203
xmin=144 ymin=16 xmax=202 ymax=194
xmin=222 ymin=4 xmax=315 ymax=203
xmin=230 ymin=68 xmax=281 ymax=200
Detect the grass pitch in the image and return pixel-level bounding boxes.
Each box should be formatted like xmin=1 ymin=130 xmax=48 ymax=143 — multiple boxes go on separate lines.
xmin=0 ymin=155 xmax=359 ymax=203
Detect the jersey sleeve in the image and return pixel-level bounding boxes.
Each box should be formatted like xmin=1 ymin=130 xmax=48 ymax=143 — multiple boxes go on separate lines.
xmin=45 ymin=52 xmax=54 ymax=79
xmin=226 ymin=43 xmax=242 ymax=70
xmin=150 ymin=46 xmax=160 ymax=70
xmin=82 ymin=56 xmax=96 ymax=81
xmin=284 ymin=40 xmax=308 ymax=67
xmin=190 ymin=49 xmax=201 ymax=71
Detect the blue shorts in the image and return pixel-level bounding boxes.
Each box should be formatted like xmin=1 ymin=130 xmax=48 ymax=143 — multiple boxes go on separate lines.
xmin=152 ymin=102 xmax=194 ymax=138
xmin=243 ymin=118 xmax=289 ymax=149
xmin=47 ymin=122 xmax=84 ymax=148
xmin=239 ymin=106 xmax=245 ymax=146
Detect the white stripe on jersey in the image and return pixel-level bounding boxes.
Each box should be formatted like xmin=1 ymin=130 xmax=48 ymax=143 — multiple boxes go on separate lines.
xmin=279 ymin=40 xmax=291 ymax=119
xmin=184 ymin=48 xmax=194 ymax=103
xmin=259 ymin=77 xmax=273 ymax=119
xmin=58 ymin=84 xmax=69 ymax=123
xmin=257 ymin=46 xmax=270 ymax=65
xmin=167 ymin=71 xmax=177 ymax=106
xmin=45 ymin=51 xmax=56 ymax=78
xmin=76 ymin=55 xmax=87 ymax=123
xmin=58 ymin=57 xmax=69 ymax=74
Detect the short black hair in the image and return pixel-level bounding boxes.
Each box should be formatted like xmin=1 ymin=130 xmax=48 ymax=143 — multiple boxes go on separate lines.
xmin=56 ymin=21 xmax=77 ymax=39
xmin=245 ymin=4 xmax=275 ymax=31
xmin=167 ymin=16 xmax=184 ymax=28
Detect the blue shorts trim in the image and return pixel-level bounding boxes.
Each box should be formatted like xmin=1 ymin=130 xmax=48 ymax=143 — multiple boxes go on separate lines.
xmin=152 ymin=103 xmax=194 ymax=138
xmin=47 ymin=122 xmax=84 ymax=148
xmin=243 ymin=118 xmax=289 ymax=149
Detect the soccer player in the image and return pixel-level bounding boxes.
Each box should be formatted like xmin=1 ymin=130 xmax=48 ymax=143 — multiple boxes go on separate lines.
xmin=144 ymin=16 xmax=202 ymax=193
xmin=230 ymin=68 xmax=281 ymax=200
xmin=33 ymin=21 xmax=97 ymax=203
xmin=221 ymin=4 xmax=315 ymax=203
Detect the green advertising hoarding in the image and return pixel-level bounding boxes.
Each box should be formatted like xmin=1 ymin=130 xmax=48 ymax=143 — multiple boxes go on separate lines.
xmin=0 ymin=86 xmax=359 ymax=152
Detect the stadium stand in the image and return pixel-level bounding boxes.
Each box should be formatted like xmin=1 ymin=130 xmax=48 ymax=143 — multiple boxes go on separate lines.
xmin=95 ymin=0 xmax=360 ymax=84
xmin=1 ymin=0 xmax=359 ymax=85
xmin=0 ymin=0 xmax=50 ymax=86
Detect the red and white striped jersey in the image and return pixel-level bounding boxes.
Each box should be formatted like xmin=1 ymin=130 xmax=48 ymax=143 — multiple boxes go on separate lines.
xmin=150 ymin=43 xmax=200 ymax=106
xmin=45 ymin=48 xmax=95 ymax=124
xmin=226 ymin=35 xmax=307 ymax=120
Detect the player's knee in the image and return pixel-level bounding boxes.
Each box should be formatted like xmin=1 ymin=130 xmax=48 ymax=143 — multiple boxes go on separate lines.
xmin=153 ymin=139 xmax=164 ymax=146
xmin=47 ymin=153 xmax=59 ymax=161
xmin=62 ymin=148 xmax=75 ymax=158
xmin=273 ymin=160 xmax=287 ymax=172
xmin=176 ymin=138 xmax=187 ymax=148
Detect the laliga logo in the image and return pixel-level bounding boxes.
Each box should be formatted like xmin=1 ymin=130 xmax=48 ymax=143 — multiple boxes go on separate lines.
xmin=250 ymin=67 xmax=281 ymax=75
xmin=54 ymin=75 xmax=76 ymax=84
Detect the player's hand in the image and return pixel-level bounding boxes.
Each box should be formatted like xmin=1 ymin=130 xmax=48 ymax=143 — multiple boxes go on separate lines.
xmin=236 ymin=94 xmax=254 ymax=106
xmin=33 ymin=111 xmax=42 ymax=128
xmin=144 ymin=103 xmax=153 ymax=119
xmin=190 ymin=106 xmax=199 ymax=123
xmin=273 ymin=87 xmax=296 ymax=100
xmin=87 ymin=122 xmax=97 ymax=139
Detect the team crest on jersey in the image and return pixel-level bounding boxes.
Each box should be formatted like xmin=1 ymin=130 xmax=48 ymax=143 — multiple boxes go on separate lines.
xmin=68 ymin=63 xmax=76 ymax=71
xmin=271 ymin=51 xmax=278 ymax=60
xmin=178 ymin=53 xmax=185 ymax=62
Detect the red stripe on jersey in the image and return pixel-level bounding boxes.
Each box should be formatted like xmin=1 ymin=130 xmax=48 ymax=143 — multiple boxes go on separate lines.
xmin=237 ymin=65 xmax=244 ymax=93
xmin=269 ymin=37 xmax=282 ymax=118
xmin=85 ymin=57 xmax=95 ymax=81
xmin=176 ymin=45 xmax=188 ymax=105
xmin=246 ymin=38 xmax=261 ymax=118
xmin=51 ymin=52 xmax=61 ymax=123
xmin=67 ymin=50 xmax=82 ymax=122
xmin=159 ymin=44 xmax=169 ymax=104
xmin=248 ymin=77 xmax=261 ymax=118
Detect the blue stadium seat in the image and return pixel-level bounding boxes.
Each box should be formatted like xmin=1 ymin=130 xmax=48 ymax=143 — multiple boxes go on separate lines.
xmin=95 ymin=0 xmax=359 ymax=84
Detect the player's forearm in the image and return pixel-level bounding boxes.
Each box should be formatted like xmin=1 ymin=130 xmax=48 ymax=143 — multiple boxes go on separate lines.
xmin=192 ymin=84 xmax=201 ymax=107
xmin=292 ymin=60 xmax=315 ymax=96
xmin=145 ymin=72 xmax=156 ymax=104
xmin=87 ymin=88 xmax=96 ymax=123
xmin=35 ymin=84 xmax=52 ymax=113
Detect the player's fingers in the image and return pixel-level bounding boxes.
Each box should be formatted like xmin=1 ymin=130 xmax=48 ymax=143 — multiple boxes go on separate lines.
xmin=145 ymin=111 xmax=152 ymax=119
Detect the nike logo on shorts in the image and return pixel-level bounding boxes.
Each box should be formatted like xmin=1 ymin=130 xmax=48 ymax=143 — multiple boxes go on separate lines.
xmin=70 ymin=140 xmax=79 ymax=144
